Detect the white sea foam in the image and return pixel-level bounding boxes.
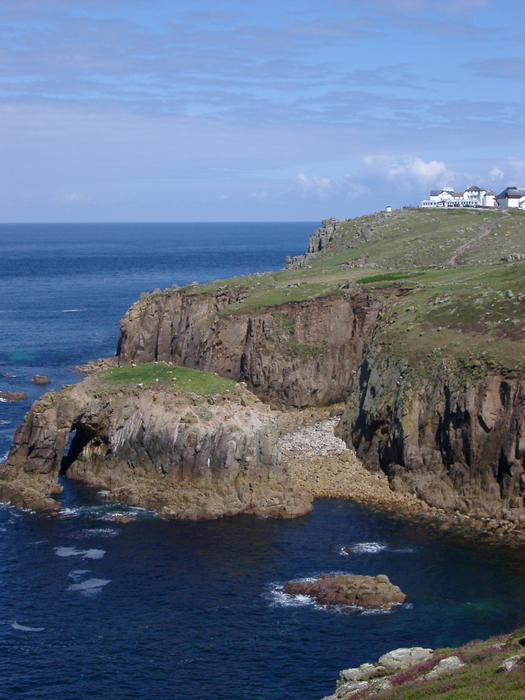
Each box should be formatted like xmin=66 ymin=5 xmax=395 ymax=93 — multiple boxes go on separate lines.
xmin=0 ymin=398 xmax=7 ymax=403
xmin=0 ymin=419 xmax=12 ymax=426
xmin=267 ymin=586 xmax=318 ymax=609
xmin=61 ymin=309 xmax=84 ymax=313
xmin=0 ymin=452 xmax=8 ymax=464
xmin=67 ymin=577 xmax=111 ymax=596
xmin=343 ymin=542 xmax=387 ymax=555
xmin=12 ymin=621 xmax=45 ymax=632
xmin=78 ymin=527 xmax=119 ymax=538
xmin=68 ymin=569 xmax=90 ymax=581
xmin=55 ymin=546 xmax=105 ymax=560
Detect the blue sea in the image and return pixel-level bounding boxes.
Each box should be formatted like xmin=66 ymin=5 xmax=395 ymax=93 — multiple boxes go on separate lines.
xmin=0 ymin=223 xmax=524 ymax=700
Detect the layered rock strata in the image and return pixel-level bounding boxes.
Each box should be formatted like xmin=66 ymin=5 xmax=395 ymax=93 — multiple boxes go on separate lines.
xmin=284 ymin=573 xmax=406 ymax=609
xmin=117 ymin=290 xmax=383 ymax=407
xmin=0 ymin=376 xmax=312 ymax=519
xmin=337 ymin=347 xmax=525 ymax=524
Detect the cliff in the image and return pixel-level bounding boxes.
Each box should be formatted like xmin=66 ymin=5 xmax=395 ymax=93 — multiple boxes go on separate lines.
xmin=117 ymin=290 xmax=383 ymax=407
xmin=3 ymin=208 xmax=525 ymax=528
xmin=112 ymin=208 xmax=525 ymax=528
xmin=337 ymin=347 xmax=525 ymax=525
xmin=0 ymin=367 xmax=312 ymax=518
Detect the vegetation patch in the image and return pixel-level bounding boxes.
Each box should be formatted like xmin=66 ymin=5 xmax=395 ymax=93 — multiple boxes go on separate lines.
xmin=285 ymin=341 xmax=325 ymax=359
xmin=100 ymin=363 xmax=237 ymax=395
xmin=350 ymin=627 xmax=525 ymax=699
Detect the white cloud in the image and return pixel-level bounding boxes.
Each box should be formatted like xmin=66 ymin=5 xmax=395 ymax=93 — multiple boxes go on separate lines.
xmin=490 ymin=167 xmax=504 ymax=180
xmin=295 ymin=172 xmax=333 ymax=192
xmin=364 ymin=155 xmax=452 ymax=184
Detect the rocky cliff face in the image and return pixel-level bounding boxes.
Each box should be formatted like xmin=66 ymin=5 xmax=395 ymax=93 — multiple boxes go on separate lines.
xmin=0 ymin=377 xmax=312 ymax=519
xmin=285 ymin=218 xmax=341 ymax=269
xmin=337 ymin=347 xmax=525 ymax=524
xmin=117 ymin=291 xmax=383 ymax=407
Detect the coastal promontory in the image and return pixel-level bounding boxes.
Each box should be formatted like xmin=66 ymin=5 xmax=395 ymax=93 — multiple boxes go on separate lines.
xmin=0 ymin=364 xmax=312 ymax=518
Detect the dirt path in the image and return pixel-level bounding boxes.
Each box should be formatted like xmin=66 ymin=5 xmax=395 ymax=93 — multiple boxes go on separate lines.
xmin=447 ymin=224 xmax=494 ymax=266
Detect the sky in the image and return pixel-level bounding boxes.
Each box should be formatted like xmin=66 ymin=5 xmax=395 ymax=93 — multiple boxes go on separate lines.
xmin=1 ymin=0 xmax=524 ymax=222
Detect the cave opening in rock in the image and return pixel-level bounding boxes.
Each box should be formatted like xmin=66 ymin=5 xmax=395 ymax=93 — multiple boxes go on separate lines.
xmin=60 ymin=425 xmax=95 ymax=475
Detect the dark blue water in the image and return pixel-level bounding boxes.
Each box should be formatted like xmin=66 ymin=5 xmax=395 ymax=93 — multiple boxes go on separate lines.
xmin=1 ymin=223 xmax=524 ymax=700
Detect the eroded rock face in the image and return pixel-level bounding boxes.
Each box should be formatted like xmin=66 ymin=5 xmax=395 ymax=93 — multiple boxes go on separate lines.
xmin=117 ymin=290 xmax=383 ymax=407
xmin=0 ymin=377 xmax=312 ymax=519
xmin=284 ymin=573 xmax=406 ymax=609
xmin=337 ymin=347 xmax=525 ymax=523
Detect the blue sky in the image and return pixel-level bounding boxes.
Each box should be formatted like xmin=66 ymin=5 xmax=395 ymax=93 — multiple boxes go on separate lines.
xmin=1 ymin=0 xmax=524 ymax=222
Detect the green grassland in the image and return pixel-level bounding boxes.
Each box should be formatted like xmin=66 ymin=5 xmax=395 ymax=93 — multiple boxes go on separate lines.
xmin=100 ymin=363 xmax=237 ymax=395
xmin=366 ymin=627 xmax=525 ymax=700
xmin=143 ymin=207 xmax=525 ymax=377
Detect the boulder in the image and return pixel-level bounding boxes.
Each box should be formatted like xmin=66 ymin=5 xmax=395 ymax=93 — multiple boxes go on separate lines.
xmin=0 ymin=391 xmax=27 ymax=402
xmin=497 ymin=653 xmax=524 ymax=673
xmin=33 ymin=375 xmax=51 ymax=385
xmin=378 ymin=646 xmax=434 ymax=672
xmin=284 ymin=573 xmax=406 ymax=609
xmin=424 ymin=655 xmax=465 ymax=679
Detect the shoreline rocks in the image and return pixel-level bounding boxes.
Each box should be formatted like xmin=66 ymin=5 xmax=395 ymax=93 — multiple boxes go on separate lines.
xmin=284 ymin=573 xmax=406 ymax=609
xmin=0 ymin=374 xmax=312 ymax=519
xmin=0 ymin=391 xmax=27 ymax=402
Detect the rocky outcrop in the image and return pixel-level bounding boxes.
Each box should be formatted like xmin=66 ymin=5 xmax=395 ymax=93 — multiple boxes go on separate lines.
xmin=32 ymin=375 xmax=51 ymax=385
xmin=117 ymin=291 xmax=383 ymax=407
xmin=322 ymin=627 xmax=525 ymax=699
xmin=0 ymin=377 xmax=312 ymax=519
xmin=0 ymin=391 xmax=27 ymax=401
xmin=284 ymin=573 xmax=406 ymax=608
xmin=337 ymin=347 xmax=525 ymax=524
xmin=286 ymin=218 xmax=341 ymax=268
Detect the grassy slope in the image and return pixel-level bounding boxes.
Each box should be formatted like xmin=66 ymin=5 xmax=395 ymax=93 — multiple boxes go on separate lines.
xmin=367 ymin=627 xmax=525 ymax=700
xmin=178 ymin=207 xmax=525 ymax=378
xmin=101 ymin=363 xmax=237 ymax=395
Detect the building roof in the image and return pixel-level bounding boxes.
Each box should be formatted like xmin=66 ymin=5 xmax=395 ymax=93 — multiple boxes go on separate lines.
xmin=497 ymin=187 xmax=525 ymax=199
xmin=465 ymin=185 xmax=482 ymax=192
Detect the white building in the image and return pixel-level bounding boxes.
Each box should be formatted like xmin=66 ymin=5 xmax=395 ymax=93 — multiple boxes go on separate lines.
xmin=421 ymin=185 xmax=497 ymax=209
xmin=496 ymin=187 xmax=525 ymax=209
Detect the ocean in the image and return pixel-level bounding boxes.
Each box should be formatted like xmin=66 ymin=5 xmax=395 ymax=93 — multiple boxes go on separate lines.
xmin=1 ymin=222 xmax=524 ymax=700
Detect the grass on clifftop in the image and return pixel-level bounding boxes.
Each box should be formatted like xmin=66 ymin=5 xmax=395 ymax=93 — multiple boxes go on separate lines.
xmin=100 ymin=363 xmax=237 ymax=395
xmin=132 ymin=208 xmax=525 ymax=378
xmin=364 ymin=626 xmax=525 ymax=700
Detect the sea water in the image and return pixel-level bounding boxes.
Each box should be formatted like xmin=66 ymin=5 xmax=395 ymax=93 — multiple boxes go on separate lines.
xmin=0 ymin=223 xmax=524 ymax=700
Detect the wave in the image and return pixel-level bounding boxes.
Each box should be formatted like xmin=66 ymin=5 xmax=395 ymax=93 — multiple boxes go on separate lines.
xmin=0 ymin=398 xmax=7 ymax=403
xmin=68 ymin=569 xmax=90 ymax=582
xmin=67 ymin=577 xmax=111 ymax=597
xmin=55 ymin=546 xmax=105 ymax=560
xmin=339 ymin=542 xmax=387 ymax=556
xmin=267 ymin=583 xmax=410 ymax=616
xmin=266 ymin=585 xmax=319 ymax=609
xmin=59 ymin=503 xmax=158 ymax=521
xmin=12 ymin=621 xmax=45 ymax=632
xmin=0 ymin=420 xmax=12 ymax=426
xmin=61 ymin=309 xmax=84 ymax=313
xmin=77 ymin=527 xmax=119 ymax=538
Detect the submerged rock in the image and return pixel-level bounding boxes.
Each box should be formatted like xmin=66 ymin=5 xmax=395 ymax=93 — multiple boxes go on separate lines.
xmin=284 ymin=573 xmax=406 ymax=609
